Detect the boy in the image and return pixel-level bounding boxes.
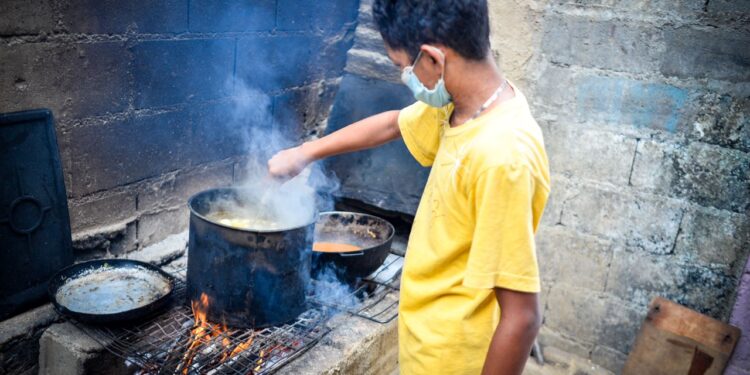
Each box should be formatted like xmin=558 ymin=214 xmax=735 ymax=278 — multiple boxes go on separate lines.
xmin=268 ymin=1 xmax=549 ymax=373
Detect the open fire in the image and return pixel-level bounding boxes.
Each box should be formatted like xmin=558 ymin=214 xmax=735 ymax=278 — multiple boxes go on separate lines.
xmin=175 ymin=293 xmax=269 ymax=374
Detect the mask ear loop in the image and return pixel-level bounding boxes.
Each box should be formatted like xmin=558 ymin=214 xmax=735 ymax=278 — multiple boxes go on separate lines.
xmin=430 ymin=47 xmax=451 ymax=120
xmin=427 ymin=46 xmax=447 ymax=81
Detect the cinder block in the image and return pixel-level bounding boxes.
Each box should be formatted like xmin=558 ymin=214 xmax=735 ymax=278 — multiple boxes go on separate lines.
xmin=272 ymin=83 xmax=339 ymax=142
xmin=545 ymin=288 xmax=643 ymax=372
xmin=632 ymin=140 xmax=750 ymax=213
xmin=0 ymin=42 xmax=130 ymax=121
xmin=575 ymin=75 xmax=689 ymax=133
xmin=39 ymin=322 xmax=127 ymax=375
xmin=236 ymin=35 xmax=324 ymax=91
xmin=344 ymin=48 xmax=401 ymax=83
xmin=661 ymin=27 xmax=750 ymax=81
xmin=532 ymin=63 xmax=576 ymax=112
xmin=560 ymin=186 xmax=683 ymax=254
xmin=630 ymin=139 xmax=679 ymax=195
xmin=536 ymin=226 xmax=612 ymax=291
xmin=0 ymin=0 xmax=56 ymax=35
xmin=66 ymin=109 xmax=192 ymax=197
xmin=59 ymin=0 xmax=188 ymax=34
xmin=68 ymin=191 xmax=137 ymax=232
xmin=605 ymin=247 xmax=736 ymax=320
xmin=137 ymin=208 xmax=189 ymax=247
xmin=132 ymin=39 xmax=234 ymax=108
xmin=544 ymin=286 xmax=607 ymax=344
xmin=319 ymin=29 xmax=356 ymax=80
xmin=596 ymin=296 xmax=644 ymax=354
xmin=590 ymin=345 xmax=628 ymax=375
xmin=188 ymin=0 xmax=275 ymax=32
xmin=189 ymin=100 xmax=260 ymax=165
xmin=543 ymin=124 xmax=637 ymax=186
xmin=629 ymin=139 xmax=677 ymax=195
xmin=138 ymin=162 xmax=234 ymax=213
xmin=674 ymin=207 xmax=750 ymax=268
xmin=537 ymin=326 xmax=594 ymax=361
xmin=72 ymin=221 xmax=138 ymax=260
xmin=674 ymin=142 xmax=749 ymax=213
xmin=542 ymin=15 xmax=662 ymax=74
xmin=686 ymin=93 xmax=749 ymax=153
xmin=277 ymin=0 xmax=359 ymax=31
xmin=0 ymin=304 xmax=59 ymax=375
xmin=352 ymin=26 xmax=389 ymax=56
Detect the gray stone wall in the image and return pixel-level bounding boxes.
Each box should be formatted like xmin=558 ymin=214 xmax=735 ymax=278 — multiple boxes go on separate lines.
xmin=330 ymin=0 xmax=749 ymax=373
xmin=0 ymin=0 xmax=359 ymax=258
xmin=525 ymin=2 xmax=749 ymax=372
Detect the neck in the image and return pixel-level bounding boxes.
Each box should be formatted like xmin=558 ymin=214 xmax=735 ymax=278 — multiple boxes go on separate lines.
xmin=447 ymin=58 xmax=505 ymax=125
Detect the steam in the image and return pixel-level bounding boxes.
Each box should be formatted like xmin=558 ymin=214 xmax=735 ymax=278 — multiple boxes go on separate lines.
xmin=206 ymin=80 xmax=339 ymax=228
xmin=203 ymin=74 xmax=364 ymax=308
xmin=311 ymin=265 xmax=359 ymax=309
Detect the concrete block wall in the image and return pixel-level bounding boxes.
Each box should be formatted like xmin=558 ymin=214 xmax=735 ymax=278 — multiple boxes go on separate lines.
xmin=330 ymin=0 xmax=749 ymax=373
xmin=0 ymin=0 xmax=359 ymax=258
xmin=522 ymin=2 xmax=750 ymax=372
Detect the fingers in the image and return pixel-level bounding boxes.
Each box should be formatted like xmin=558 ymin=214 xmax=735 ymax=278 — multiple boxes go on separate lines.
xmin=266 ymin=148 xmax=305 ymax=181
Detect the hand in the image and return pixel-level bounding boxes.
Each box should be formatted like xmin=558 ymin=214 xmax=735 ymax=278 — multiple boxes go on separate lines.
xmin=267 ymin=144 xmax=314 ymax=180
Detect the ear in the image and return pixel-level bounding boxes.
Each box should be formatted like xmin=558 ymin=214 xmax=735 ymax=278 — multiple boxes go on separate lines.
xmin=419 ymin=45 xmax=446 ymax=68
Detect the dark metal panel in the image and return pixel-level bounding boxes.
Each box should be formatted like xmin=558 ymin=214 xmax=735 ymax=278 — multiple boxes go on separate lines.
xmin=0 ymin=109 xmax=73 ymax=320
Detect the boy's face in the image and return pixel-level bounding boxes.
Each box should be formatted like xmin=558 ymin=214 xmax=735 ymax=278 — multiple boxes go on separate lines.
xmin=385 ymin=45 xmax=445 ymax=91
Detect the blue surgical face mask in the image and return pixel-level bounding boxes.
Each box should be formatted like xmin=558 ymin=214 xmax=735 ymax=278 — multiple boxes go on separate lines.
xmin=401 ymin=49 xmax=452 ymax=107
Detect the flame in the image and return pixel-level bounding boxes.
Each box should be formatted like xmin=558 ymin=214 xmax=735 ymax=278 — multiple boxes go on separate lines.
xmin=180 ymin=293 xmax=219 ymax=374
xmin=254 ymin=349 xmax=265 ymax=373
xmin=225 ymin=334 xmax=255 ymax=362
xmin=178 ymin=293 xmax=261 ymax=373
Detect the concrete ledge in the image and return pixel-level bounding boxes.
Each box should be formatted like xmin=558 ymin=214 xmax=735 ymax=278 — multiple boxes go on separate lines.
xmin=0 ymin=304 xmax=61 ymax=375
xmin=38 ymin=322 xmax=128 ymax=375
xmin=281 ymin=314 xmax=398 ymax=374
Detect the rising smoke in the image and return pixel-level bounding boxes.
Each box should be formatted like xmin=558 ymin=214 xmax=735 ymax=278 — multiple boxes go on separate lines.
xmin=204 ymin=78 xmax=361 ymax=305
xmin=206 ymin=79 xmax=339 ymax=229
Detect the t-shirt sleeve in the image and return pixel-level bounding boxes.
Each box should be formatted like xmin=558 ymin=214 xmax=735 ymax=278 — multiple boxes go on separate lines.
xmin=397 ymin=101 xmax=443 ymax=167
xmin=462 ymin=163 xmax=542 ymax=293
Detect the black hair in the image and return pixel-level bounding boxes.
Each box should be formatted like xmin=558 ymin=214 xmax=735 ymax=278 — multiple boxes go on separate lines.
xmin=372 ymin=0 xmax=491 ymax=61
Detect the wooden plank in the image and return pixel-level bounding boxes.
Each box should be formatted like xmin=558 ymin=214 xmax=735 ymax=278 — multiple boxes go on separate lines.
xmin=647 ymin=297 xmax=740 ymax=355
xmin=623 ymin=297 xmax=741 ymax=375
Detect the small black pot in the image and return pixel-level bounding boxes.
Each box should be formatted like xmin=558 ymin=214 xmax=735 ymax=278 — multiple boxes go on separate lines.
xmin=312 ymin=211 xmax=395 ymax=282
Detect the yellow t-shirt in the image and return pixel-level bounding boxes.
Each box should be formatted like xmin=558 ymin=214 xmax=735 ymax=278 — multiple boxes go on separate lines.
xmin=397 ymin=81 xmax=550 ymax=375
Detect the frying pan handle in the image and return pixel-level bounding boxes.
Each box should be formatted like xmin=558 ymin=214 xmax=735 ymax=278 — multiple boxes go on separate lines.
xmin=339 ymin=251 xmax=365 ymax=257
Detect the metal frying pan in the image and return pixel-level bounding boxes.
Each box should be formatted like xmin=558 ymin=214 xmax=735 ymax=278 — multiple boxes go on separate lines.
xmin=48 ymin=259 xmax=176 ymax=324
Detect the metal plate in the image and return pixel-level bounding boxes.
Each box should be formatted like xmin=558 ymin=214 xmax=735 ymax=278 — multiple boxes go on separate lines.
xmin=49 ymin=259 xmax=176 ymax=324
xmin=0 ymin=109 xmax=73 ymax=320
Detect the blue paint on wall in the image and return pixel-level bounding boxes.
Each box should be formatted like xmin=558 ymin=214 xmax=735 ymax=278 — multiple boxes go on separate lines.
xmin=577 ymin=76 xmax=688 ymax=132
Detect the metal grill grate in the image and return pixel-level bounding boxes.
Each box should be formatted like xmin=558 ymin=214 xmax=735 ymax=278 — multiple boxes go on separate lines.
xmin=69 ymin=253 xmax=403 ymax=374
xmin=72 ymin=274 xmax=331 ymax=375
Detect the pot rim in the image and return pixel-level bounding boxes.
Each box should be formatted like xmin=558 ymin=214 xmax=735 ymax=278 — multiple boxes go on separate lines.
xmin=315 ymin=210 xmax=396 ymax=251
xmin=188 ymin=187 xmax=316 ymax=234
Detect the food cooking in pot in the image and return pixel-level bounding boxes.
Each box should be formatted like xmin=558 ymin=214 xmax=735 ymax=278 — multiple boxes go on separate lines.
xmin=313 ymin=242 xmax=362 ymax=253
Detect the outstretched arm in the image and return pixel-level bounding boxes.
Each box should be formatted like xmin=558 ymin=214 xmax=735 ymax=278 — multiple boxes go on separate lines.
xmin=268 ymin=110 xmax=401 ymax=179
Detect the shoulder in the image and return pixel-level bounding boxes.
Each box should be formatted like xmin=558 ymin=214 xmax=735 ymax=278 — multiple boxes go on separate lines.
xmin=398 ymin=101 xmax=451 ymax=126
xmin=469 ymin=109 xmax=549 ymax=188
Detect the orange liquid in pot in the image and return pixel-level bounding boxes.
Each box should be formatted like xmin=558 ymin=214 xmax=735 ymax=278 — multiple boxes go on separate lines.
xmin=313 ymin=242 xmax=362 ymax=253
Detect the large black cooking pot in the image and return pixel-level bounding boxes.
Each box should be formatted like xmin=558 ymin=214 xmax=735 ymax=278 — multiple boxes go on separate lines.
xmin=187 ymin=187 xmax=314 ymax=328
xmin=313 ymin=211 xmax=395 ymax=282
